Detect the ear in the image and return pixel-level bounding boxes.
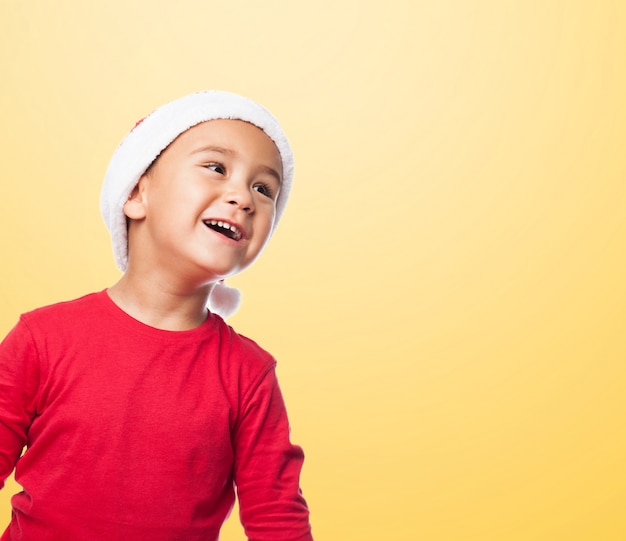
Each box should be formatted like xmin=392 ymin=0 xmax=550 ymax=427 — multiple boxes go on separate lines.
xmin=123 ymin=176 xmax=148 ymax=220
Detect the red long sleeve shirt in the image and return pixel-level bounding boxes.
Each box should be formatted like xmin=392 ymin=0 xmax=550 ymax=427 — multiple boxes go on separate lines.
xmin=0 ymin=291 xmax=312 ymax=541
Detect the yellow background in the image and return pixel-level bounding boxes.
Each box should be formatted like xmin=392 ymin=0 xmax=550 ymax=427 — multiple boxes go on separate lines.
xmin=1 ymin=1 xmax=625 ymax=539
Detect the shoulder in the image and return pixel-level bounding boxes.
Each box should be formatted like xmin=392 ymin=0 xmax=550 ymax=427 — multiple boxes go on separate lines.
xmin=20 ymin=291 xmax=103 ymax=326
xmin=1 ymin=292 xmax=104 ymax=371
xmin=18 ymin=291 xmax=107 ymax=342
xmin=210 ymin=314 xmax=275 ymax=363
xmin=207 ymin=314 xmax=277 ymax=389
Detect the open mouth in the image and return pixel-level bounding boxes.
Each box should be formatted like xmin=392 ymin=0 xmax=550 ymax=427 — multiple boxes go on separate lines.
xmin=203 ymin=220 xmax=243 ymax=241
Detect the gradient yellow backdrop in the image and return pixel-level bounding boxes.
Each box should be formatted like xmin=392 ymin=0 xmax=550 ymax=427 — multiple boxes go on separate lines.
xmin=1 ymin=1 xmax=625 ymax=539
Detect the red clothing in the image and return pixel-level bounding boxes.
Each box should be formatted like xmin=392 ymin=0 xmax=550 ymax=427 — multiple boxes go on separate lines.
xmin=0 ymin=291 xmax=312 ymax=541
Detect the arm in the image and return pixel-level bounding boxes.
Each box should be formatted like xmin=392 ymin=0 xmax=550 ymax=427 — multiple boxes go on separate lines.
xmin=0 ymin=320 xmax=40 ymax=490
xmin=232 ymin=367 xmax=313 ymax=541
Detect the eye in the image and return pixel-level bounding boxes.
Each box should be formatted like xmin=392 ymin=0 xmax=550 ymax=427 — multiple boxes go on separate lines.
xmin=253 ymin=183 xmax=275 ymax=199
xmin=205 ymin=162 xmax=226 ymax=175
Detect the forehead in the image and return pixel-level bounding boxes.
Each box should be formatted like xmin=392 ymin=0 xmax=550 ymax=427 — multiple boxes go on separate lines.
xmin=172 ymin=119 xmax=282 ymax=167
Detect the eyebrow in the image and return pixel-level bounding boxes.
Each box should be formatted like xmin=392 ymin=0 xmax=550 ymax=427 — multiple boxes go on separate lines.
xmin=193 ymin=145 xmax=282 ymax=183
xmin=258 ymin=165 xmax=282 ymax=184
xmin=192 ymin=145 xmax=237 ymax=157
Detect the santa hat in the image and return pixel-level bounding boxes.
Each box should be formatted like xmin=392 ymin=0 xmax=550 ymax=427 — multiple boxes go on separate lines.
xmin=100 ymin=90 xmax=294 ymax=318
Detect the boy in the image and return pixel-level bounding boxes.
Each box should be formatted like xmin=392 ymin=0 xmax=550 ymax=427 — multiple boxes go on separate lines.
xmin=0 ymin=91 xmax=313 ymax=540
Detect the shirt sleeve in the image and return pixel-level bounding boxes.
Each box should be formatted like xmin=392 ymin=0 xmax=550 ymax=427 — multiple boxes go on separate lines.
xmin=232 ymin=366 xmax=313 ymax=541
xmin=0 ymin=319 xmax=41 ymax=490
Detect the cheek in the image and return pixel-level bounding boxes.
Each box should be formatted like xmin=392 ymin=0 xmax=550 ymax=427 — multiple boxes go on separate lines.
xmin=248 ymin=209 xmax=274 ymax=251
xmin=259 ymin=208 xmax=276 ymax=238
xmin=256 ymin=219 xmax=275 ymax=253
xmin=148 ymin=180 xmax=204 ymax=218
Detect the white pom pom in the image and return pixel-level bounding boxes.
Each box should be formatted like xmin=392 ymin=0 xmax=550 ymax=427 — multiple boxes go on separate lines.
xmin=208 ymin=281 xmax=241 ymax=318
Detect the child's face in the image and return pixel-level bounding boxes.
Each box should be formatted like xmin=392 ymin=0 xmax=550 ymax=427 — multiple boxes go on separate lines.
xmin=125 ymin=119 xmax=282 ymax=283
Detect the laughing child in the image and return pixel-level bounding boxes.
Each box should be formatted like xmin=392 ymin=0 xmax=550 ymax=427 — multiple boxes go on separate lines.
xmin=0 ymin=91 xmax=313 ymax=541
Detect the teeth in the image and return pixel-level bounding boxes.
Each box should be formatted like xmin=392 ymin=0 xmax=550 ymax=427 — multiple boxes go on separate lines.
xmin=205 ymin=219 xmax=242 ymax=240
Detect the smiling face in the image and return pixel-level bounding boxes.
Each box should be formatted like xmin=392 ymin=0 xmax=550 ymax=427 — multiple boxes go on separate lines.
xmin=123 ymin=119 xmax=283 ymax=286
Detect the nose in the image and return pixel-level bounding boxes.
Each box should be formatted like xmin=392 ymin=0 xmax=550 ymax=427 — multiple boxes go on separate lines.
xmin=224 ymin=181 xmax=255 ymax=213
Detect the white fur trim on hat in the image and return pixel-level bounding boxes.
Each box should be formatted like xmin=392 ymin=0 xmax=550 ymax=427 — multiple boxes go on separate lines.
xmin=208 ymin=281 xmax=242 ymax=319
xmin=100 ymin=90 xmax=294 ymax=318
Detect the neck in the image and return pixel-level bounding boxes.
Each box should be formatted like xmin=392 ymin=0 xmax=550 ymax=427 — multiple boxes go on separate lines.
xmin=107 ymin=270 xmax=214 ymax=331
